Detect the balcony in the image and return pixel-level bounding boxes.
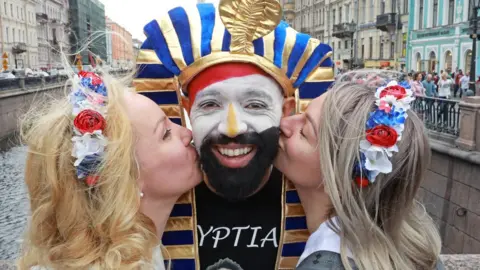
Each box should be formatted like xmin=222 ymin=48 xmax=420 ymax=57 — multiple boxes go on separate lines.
xmin=12 ymin=43 xmax=27 ymax=54
xmin=332 ymin=22 xmax=356 ymax=38
xmin=376 ymin=13 xmax=402 ymax=32
xmin=36 ymin=12 xmax=48 ymax=24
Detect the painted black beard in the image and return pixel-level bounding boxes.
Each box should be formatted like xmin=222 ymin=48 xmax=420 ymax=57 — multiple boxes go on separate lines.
xmin=199 ymin=127 xmax=280 ymax=201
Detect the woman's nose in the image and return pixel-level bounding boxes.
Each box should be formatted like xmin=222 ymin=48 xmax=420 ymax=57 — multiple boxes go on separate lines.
xmin=280 ymin=114 xmax=305 ymax=138
xmin=178 ymin=125 xmax=193 ymax=146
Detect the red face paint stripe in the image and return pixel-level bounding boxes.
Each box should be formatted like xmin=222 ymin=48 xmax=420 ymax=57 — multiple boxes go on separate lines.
xmin=187 ymin=62 xmax=271 ymax=109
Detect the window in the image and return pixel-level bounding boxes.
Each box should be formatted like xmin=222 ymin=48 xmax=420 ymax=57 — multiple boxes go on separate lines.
xmin=361 ymin=38 xmax=365 ymax=59
xmin=345 ymin=40 xmax=348 ymax=49
xmin=419 ymin=0 xmax=424 ymax=29
xmin=18 ymin=29 xmax=20 ymax=42
xmin=380 ymin=42 xmax=384 ymax=59
xmin=448 ymin=0 xmax=454 ymax=24
xmin=12 ymin=28 xmax=15 ymax=42
xmin=3 ymin=2 xmax=6 ymax=15
xmin=5 ymin=27 xmax=8 ymax=42
xmin=390 ymin=42 xmax=394 ymax=58
xmin=381 ymin=0 xmax=385 ymax=14
xmin=21 ymin=8 xmax=23 ymax=20
xmin=430 ymin=0 xmax=437 ymax=27
xmin=333 ymin=9 xmax=336 ymax=24
xmin=369 ymin=37 xmax=373 ymax=59
xmin=392 ymin=0 xmax=397 ymax=12
xmin=10 ymin=4 xmax=13 ymax=16
xmin=339 ymin=41 xmax=341 ymax=49
xmin=16 ymin=6 xmax=18 ymax=18
xmin=403 ymin=0 xmax=409 ymax=14
xmin=339 ymin=7 xmax=342 ymax=23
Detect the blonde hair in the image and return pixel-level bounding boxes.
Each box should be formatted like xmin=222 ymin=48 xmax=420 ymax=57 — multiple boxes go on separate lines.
xmin=319 ymin=71 xmax=441 ymax=270
xmin=17 ymin=72 xmax=159 ymax=269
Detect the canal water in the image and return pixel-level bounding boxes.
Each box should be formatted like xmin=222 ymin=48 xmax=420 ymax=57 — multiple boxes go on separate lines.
xmin=0 ymin=146 xmax=29 ymax=260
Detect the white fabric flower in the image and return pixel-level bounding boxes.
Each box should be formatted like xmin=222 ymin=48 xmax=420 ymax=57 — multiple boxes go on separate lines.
xmin=72 ymin=130 xmax=107 ymax=166
xmin=359 ymin=140 xmax=399 ymax=181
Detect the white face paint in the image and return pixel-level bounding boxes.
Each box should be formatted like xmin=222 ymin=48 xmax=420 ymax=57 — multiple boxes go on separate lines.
xmin=189 ymin=74 xmax=284 ymax=151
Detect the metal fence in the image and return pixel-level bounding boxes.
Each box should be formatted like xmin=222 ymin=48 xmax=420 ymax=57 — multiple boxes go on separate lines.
xmin=412 ymin=96 xmax=461 ymax=136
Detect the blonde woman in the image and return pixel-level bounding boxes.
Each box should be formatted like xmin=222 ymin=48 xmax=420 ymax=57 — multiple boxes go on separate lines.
xmin=275 ymin=71 xmax=444 ymax=270
xmin=18 ymin=71 xmax=202 ymax=269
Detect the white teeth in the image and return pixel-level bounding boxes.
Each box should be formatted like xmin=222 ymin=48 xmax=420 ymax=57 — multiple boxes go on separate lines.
xmin=218 ymin=147 xmax=253 ymax=157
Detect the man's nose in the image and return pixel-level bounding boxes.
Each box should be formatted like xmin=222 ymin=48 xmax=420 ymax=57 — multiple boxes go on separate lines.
xmin=280 ymin=114 xmax=304 ymax=138
xmin=218 ymin=103 xmax=248 ymax=138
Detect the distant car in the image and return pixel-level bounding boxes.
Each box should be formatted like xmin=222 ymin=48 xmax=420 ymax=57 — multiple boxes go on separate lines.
xmin=0 ymin=71 xmax=15 ymax=79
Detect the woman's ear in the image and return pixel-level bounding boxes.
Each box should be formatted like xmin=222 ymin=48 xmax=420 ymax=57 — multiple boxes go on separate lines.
xmin=282 ymin=97 xmax=296 ymax=117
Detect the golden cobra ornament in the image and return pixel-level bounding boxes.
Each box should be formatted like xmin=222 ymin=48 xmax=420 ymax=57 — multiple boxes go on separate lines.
xmin=218 ymin=0 xmax=282 ymax=55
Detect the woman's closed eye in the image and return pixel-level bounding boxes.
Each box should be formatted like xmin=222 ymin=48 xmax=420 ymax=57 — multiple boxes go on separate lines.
xmin=163 ymin=128 xmax=171 ymax=140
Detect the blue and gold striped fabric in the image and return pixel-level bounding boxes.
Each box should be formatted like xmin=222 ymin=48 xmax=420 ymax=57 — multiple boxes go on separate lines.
xmin=275 ymin=179 xmax=310 ymax=269
xmin=141 ymin=3 xmax=333 ymax=97
xmin=161 ymin=192 xmax=198 ymax=269
xmin=134 ymin=42 xmax=185 ymax=126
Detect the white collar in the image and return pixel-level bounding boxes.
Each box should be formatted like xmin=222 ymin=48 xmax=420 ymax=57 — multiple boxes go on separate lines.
xmin=297 ymin=218 xmax=353 ymax=267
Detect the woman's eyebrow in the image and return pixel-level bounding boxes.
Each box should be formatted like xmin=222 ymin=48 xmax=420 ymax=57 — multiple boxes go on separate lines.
xmin=153 ymin=116 xmax=166 ymax=134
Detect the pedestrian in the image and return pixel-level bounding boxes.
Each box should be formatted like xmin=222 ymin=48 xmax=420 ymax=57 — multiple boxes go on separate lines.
xmin=437 ymin=72 xmax=454 ymax=125
xmin=410 ymin=72 xmax=426 ymax=96
xmin=422 ymin=74 xmax=437 ymax=97
xmin=460 ymin=71 xmax=470 ymax=97
xmin=454 ymin=70 xmax=463 ymax=97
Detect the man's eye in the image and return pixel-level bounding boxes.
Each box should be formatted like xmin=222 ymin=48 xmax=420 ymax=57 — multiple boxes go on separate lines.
xmin=245 ymin=102 xmax=266 ymax=109
xmin=200 ymin=101 xmax=220 ymax=109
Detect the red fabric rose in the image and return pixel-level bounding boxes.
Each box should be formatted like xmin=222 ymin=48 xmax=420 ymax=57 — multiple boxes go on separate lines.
xmin=79 ymin=71 xmax=102 ymax=85
xmin=366 ymin=125 xmax=398 ymax=148
xmin=379 ymin=85 xmax=407 ymax=99
xmin=86 ymin=175 xmax=99 ymax=186
xmin=74 ymin=109 xmax=105 ymax=134
xmin=355 ymin=176 xmax=369 ymax=187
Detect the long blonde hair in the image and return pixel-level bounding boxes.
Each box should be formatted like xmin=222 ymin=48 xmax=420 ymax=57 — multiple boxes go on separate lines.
xmin=319 ymin=71 xmax=441 ymax=270
xmin=17 ymin=73 xmax=158 ymax=269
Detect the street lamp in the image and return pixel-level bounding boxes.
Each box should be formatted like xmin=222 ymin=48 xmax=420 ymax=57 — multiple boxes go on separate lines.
xmin=469 ymin=0 xmax=480 ymax=95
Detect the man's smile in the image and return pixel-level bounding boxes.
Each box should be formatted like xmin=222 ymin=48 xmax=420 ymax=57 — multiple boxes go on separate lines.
xmin=212 ymin=143 xmax=257 ymax=168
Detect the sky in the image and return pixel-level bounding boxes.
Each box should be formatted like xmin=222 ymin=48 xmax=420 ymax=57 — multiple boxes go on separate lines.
xmin=100 ymin=0 xmax=219 ymax=41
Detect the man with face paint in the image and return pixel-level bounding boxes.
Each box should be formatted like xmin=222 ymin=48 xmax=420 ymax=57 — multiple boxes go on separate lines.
xmin=187 ymin=63 xmax=286 ymax=201
xmin=134 ymin=0 xmax=334 ymax=269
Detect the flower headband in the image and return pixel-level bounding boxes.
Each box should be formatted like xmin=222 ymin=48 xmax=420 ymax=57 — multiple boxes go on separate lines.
xmin=70 ymin=71 xmax=108 ymax=186
xmin=354 ymin=80 xmax=414 ymax=187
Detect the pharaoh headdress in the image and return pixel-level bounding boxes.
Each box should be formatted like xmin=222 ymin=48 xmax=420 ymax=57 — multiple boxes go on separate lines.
xmin=134 ymin=1 xmax=334 ymax=269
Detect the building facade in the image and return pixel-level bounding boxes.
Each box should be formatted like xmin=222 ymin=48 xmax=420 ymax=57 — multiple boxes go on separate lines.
xmin=0 ymin=0 xmax=39 ymax=70
xmin=106 ymin=16 xmax=133 ymax=68
xmin=36 ymin=0 xmax=70 ymax=70
xmin=105 ymin=22 xmax=112 ymax=66
xmin=406 ymin=0 xmax=479 ymax=76
xmin=280 ymin=0 xmax=295 ymax=26
xmin=68 ymin=0 xmax=106 ymax=66
xmin=293 ymin=0 xmax=409 ymax=71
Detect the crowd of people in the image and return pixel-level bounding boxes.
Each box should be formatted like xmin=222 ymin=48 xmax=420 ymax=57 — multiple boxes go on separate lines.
xmin=401 ymin=69 xmax=477 ymax=98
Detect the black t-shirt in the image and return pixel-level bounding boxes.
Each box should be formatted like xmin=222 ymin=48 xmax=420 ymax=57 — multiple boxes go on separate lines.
xmin=195 ymin=168 xmax=283 ymax=270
